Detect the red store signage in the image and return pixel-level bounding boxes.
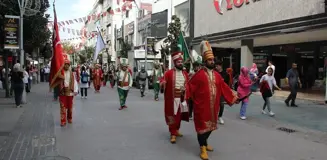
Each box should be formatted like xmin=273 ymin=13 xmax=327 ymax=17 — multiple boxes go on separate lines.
xmin=214 ymin=0 xmax=260 ymax=14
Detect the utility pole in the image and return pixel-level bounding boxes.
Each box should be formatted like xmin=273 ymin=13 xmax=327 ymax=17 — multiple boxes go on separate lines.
xmin=17 ymin=0 xmax=40 ymax=103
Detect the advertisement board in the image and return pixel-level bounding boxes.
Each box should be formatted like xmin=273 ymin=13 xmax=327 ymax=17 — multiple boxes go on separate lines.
xmin=3 ymin=15 xmax=20 ymax=49
xmin=150 ymin=9 xmax=168 ymax=38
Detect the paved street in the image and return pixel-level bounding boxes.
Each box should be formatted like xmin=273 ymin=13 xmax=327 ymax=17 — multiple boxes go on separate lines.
xmin=1 ymin=83 xmax=327 ymax=160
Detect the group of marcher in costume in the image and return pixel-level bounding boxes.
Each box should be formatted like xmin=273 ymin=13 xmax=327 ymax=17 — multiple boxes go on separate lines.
xmin=49 ymin=33 xmax=287 ymax=159
xmin=159 ymin=40 xmax=240 ymax=160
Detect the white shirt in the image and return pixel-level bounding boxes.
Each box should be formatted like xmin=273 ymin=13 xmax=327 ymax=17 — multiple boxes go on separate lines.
xmin=265 ymin=65 xmax=275 ymax=77
xmin=117 ymin=70 xmax=133 ymax=90
xmin=206 ymin=68 xmax=214 ymax=80
xmin=175 ymin=69 xmax=185 ymax=89
xmin=23 ymin=71 xmax=29 ymax=83
xmin=64 ymin=70 xmax=79 ymax=95
xmin=260 ymin=74 xmax=277 ymax=90
xmin=44 ymin=67 xmax=50 ymax=74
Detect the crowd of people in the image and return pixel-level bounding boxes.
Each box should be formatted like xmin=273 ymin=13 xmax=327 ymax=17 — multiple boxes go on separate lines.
xmin=53 ymin=40 xmax=302 ymax=160
xmin=0 ymin=40 xmax=304 ymax=160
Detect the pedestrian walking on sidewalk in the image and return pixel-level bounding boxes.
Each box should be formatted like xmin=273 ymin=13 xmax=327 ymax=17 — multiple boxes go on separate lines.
xmin=260 ymin=68 xmax=282 ymax=116
xmin=237 ymin=67 xmax=253 ymax=120
xmin=265 ymin=60 xmax=275 ymax=77
xmin=250 ymin=63 xmax=259 ymax=92
xmin=59 ymin=57 xmax=78 ymax=127
xmin=285 ymin=62 xmax=302 ymax=107
xmin=117 ymin=58 xmax=133 ymax=110
xmin=80 ymin=66 xmax=90 ymax=99
xmin=188 ymin=40 xmax=239 ymax=160
xmin=22 ymin=66 xmax=30 ymax=93
xmin=11 ymin=63 xmax=24 ymax=108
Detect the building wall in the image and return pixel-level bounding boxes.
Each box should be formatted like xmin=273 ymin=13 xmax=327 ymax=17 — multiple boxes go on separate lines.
xmin=194 ymin=0 xmax=325 ymax=37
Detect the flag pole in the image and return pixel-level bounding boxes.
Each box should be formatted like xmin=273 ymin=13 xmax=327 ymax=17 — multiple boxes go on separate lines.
xmin=181 ymin=31 xmax=194 ymax=63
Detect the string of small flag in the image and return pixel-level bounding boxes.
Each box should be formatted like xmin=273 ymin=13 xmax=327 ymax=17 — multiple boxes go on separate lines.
xmin=47 ymin=0 xmax=133 ymax=27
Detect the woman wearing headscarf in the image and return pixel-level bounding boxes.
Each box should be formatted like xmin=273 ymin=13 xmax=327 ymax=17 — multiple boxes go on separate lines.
xmin=237 ymin=67 xmax=253 ymax=120
xmin=11 ymin=63 xmax=24 ymax=108
xmin=250 ymin=63 xmax=259 ymax=92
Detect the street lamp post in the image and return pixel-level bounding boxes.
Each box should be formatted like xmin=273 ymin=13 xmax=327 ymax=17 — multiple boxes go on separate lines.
xmin=17 ymin=0 xmax=41 ymax=103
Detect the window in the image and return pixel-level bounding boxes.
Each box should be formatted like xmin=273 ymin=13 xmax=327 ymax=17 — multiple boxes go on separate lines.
xmin=175 ymin=1 xmax=190 ymax=37
xmin=126 ymin=10 xmax=129 ymax=18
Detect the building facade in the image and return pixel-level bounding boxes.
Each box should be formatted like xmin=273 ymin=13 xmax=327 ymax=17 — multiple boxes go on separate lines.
xmin=190 ymin=0 xmax=327 ymax=87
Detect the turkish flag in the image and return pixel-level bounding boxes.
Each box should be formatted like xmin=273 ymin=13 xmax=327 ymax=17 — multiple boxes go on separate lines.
xmin=49 ymin=5 xmax=65 ymax=89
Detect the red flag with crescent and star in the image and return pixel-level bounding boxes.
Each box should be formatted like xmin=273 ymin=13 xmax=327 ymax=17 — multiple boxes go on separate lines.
xmin=49 ymin=3 xmax=65 ymax=89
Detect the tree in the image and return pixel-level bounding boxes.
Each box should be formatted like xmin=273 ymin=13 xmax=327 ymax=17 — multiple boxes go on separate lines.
xmin=119 ymin=40 xmax=131 ymax=58
xmin=78 ymin=45 xmax=94 ymax=64
xmin=62 ymin=42 xmax=75 ymax=54
xmin=0 ymin=0 xmax=51 ymax=54
xmin=40 ymin=42 xmax=52 ymax=59
xmin=164 ymin=15 xmax=182 ymax=54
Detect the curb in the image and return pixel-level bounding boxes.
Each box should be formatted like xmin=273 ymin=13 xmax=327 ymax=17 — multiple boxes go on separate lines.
xmin=252 ymin=92 xmax=326 ymax=105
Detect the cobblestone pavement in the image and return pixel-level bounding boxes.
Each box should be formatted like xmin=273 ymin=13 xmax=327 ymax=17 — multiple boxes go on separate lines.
xmin=0 ymin=84 xmax=57 ymax=160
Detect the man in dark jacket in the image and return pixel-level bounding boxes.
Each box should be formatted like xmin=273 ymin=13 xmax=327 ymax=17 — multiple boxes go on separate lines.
xmin=215 ymin=60 xmax=230 ymax=125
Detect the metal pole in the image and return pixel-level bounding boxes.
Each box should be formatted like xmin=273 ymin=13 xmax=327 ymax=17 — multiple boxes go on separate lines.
xmin=145 ymin=25 xmax=148 ymax=90
xmin=4 ymin=52 xmax=10 ymax=98
xmin=325 ymin=57 xmax=327 ymax=104
xmin=19 ymin=0 xmax=25 ymax=66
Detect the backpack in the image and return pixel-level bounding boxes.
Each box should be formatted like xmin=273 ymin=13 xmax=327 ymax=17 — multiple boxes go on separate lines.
xmin=81 ymin=73 xmax=88 ymax=83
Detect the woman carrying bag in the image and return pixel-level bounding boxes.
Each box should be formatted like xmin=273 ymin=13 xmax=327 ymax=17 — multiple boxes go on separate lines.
xmin=11 ymin=63 xmax=24 ymax=108
xmin=259 ymin=68 xmax=282 ymax=117
xmin=80 ymin=66 xmax=90 ymax=99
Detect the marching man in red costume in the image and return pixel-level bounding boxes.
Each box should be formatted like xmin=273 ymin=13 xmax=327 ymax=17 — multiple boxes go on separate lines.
xmin=93 ymin=64 xmax=103 ymax=93
xmin=188 ymin=40 xmax=239 ymax=160
xmin=160 ymin=51 xmax=189 ymax=144
xmin=76 ymin=64 xmax=81 ymax=84
xmin=59 ymin=56 xmax=79 ymax=127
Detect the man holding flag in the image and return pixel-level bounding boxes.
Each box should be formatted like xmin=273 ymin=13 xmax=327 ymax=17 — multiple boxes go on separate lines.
xmin=91 ymin=29 xmax=106 ymax=93
xmin=92 ymin=64 xmax=103 ymax=93
xmin=50 ymin=3 xmax=78 ymax=127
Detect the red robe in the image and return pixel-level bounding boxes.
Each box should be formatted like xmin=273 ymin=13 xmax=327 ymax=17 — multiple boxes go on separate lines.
xmin=188 ymin=68 xmax=238 ymax=134
xmin=93 ymin=68 xmax=103 ymax=90
xmin=161 ymin=69 xmax=189 ymax=127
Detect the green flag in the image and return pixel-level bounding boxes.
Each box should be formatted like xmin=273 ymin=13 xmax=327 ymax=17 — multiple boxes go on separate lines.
xmin=177 ymin=32 xmax=190 ymax=62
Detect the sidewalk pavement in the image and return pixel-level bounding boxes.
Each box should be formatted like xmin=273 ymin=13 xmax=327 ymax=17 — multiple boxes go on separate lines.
xmin=253 ymin=90 xmax=326 ymax=104
xmin=0 ymin=84 xmax=57 ymax=160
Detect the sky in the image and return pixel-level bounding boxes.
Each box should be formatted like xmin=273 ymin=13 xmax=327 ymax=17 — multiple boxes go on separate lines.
xmin=46 ymin=0 xmax=155 ymax=42
xmin=46 ymin=0 xmax=97 ymax=40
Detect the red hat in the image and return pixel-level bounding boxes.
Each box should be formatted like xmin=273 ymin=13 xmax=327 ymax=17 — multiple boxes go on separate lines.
xmin=171 ymin=51 xmax=183 ymax=63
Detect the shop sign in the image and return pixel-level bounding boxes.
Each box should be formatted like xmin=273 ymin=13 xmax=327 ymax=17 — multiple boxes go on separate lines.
xmin=3 ymin=15 xmax=20 ymax=49
xmin=214 ymin=0 xmax=260 ymax=15
xmin=150 ymin=9 xmax=168 ymax=38
xmin=146 ymin=37 xmax=155 ymax=55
